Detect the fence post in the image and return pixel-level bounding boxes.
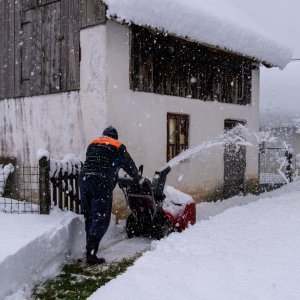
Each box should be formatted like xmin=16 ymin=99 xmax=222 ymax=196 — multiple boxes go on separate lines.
xmin=39 ymin=156 xmax=51 ymax=214
xmin=285 ymin=150 xmax=293 ymax=183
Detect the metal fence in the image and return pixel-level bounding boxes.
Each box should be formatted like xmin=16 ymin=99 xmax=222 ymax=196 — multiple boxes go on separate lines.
xmin=0 ymin=165 xmax=40 ymax=213
xmin=0 ymin=156 xmax=82 ymax=214
xmin=259 ymin=146 xmax=294 ymax=185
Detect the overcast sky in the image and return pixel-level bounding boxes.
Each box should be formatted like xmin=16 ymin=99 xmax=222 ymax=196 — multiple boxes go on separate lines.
xmin=228 ymin=0 xmax=300 ymax=122
xmin=229 ymin=0 xmax=300 ymax=58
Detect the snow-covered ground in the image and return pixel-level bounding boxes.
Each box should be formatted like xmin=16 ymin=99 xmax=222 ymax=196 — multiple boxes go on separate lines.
xmin=0 ymin=208 xmax=85 ymax=299
xmin=90 ymin=180 xmax=300 ymax=300
xmin=1 ymin=181 xmax=300 ymax=299
xmin=0 ymin=206 xmax=148 ymax=299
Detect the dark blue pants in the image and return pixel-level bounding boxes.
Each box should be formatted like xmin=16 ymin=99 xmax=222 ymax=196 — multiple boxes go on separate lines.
xmin=79 ymin=173 xmax=113 ymax=241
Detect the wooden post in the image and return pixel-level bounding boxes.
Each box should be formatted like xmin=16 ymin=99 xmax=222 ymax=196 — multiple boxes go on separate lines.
xmin=39 ymin=156 xmax=51 ymax=214
xmin=285 ymin=150 xmax=293 ymax=183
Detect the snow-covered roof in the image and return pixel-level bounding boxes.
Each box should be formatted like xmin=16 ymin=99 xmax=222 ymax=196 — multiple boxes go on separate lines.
xmin=103 ymin=0 xmax=292 ymax=69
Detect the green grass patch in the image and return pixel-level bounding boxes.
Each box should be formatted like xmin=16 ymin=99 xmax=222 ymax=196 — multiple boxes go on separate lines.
xmin=32 ymin=257 xmax=136 ymax=300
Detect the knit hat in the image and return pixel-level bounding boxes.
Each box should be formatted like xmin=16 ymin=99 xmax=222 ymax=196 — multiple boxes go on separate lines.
xmin=103 ymin=126 xmax=118 ymax=140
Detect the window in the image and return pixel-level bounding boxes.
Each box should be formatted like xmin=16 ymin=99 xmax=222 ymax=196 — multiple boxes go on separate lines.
xmin=130 ymin=25 xmax=252 ymax=105
xmin=167 ymin=114 xmax=189 ymax=161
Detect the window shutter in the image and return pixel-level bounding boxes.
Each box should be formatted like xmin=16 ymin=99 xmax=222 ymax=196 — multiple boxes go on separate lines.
xmin=37 ymin=0 xmax=60 ymax=6
xmin=22 ymin=0 xmax=37 ymax=12
xmin=20 ymin=1 xmax=61 ymax=96
xmin=79 ymin=0 xmax=106 ymax=29
xmin=21 ymin=8 xmax=42 ymax=96
xmin=0 ymin=0 xmax=16 ymax=98
xmin=60 ymin=0 xmax=80 ymax=91
xmin=40 ymin=2 xmax=61 ymax=94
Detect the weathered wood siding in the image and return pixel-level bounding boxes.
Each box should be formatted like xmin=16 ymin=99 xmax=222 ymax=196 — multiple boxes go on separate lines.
xmin=130 ymin=25 xmax=253 ymax=105
xmin=0 ymin=0 xmax=16 ymax=98
xmin=79 ymin=0 xmax=106 ymax=29
xmin=0 ymin=0 xmax=106 ymax=99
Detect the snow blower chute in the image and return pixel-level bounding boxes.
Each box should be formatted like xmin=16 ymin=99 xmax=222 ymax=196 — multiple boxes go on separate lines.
xmin=118 ymin=166 xmax=196 ymax=239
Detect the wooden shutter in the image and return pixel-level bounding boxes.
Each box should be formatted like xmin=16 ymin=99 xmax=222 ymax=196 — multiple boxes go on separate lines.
xmin=20 ymin=1 xmax=61 ymax=96
xmin=20 ymin=8 xmax=42 ymax=96
xmin=41 ymin=2 xmax=61 ymax=94
xmin=0 ymin=0 xmax=16 ymax=98
xmin=37 ymin=0 xmax=60 ymax=6
xmin=79 ymin=0 xmax=106 ymax=29
xmin=22 ymin=0 xmax=37 ymax=12
xmin=60 ymin=0 xmax=80 ymax=91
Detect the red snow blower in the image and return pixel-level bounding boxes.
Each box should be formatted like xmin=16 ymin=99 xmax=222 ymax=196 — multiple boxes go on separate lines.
xmin=118 ymin=166 xmax=196 ymax=239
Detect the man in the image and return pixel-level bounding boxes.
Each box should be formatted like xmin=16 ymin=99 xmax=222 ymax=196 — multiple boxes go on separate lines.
xmin=79 ymin=126 xmax=140 ymax=265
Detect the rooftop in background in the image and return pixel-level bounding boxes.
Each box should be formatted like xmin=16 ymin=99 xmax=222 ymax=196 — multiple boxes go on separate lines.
xmin=103 ymin=0 xmax=292 ymax=69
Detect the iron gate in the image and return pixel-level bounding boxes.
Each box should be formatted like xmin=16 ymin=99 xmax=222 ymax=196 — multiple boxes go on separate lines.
xmin=259 ymin=146 xmax=294 ymax=185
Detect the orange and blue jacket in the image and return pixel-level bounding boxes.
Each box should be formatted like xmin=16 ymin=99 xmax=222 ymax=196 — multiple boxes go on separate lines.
xmin=81 ymin=136 xmax=139 ymax=187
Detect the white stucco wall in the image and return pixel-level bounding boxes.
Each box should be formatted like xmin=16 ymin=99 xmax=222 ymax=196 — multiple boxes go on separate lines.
xmin=79 ymin=25 xmax=108 ymax=153
xmin=106 ymin=21 xmax=260 ymax=199
xmin=0 ymin=92 xmax=83 ymax=165
xmin=0 ymin=25 xmax=108 ymax=166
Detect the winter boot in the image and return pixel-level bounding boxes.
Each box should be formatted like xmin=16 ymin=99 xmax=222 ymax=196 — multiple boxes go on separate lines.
xmin=86 ymin=235 xmax=105 ymax=266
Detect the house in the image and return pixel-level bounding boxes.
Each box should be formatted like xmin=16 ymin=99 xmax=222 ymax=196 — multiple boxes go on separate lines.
xmin=0 ymin=0 xmax=292 ymax=205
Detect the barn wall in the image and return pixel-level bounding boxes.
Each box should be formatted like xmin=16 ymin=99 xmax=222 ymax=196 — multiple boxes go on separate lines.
xmin=106 ymin=21 xmax=260 ymax=201
xmin=0 ymin=0 xmax=106 ymax=100
xmin=0 ymin=24 xmax=108 ymax=165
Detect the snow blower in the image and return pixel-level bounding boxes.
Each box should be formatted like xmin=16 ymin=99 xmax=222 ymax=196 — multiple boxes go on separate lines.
xmin=118 ymin=166 xmax=196 ymax=240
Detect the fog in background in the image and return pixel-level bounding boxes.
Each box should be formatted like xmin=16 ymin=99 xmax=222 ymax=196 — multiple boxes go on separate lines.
xmin=228 ymin=0 xmax=300 ymax=122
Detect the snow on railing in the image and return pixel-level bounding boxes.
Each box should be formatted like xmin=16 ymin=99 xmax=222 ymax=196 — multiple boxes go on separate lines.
xmin=0 ymin=163 xmax=15 ymax=196
xmin=37 ymin=150 xmax=83 ymax=214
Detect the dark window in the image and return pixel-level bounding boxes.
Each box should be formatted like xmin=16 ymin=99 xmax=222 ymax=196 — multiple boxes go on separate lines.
xmin=167 ymin=113 xmax=189 ymax=161
xmin=130 ymin=25 xmax=252 ymax=105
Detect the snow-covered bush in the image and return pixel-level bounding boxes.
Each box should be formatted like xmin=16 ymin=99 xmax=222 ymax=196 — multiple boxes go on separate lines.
xmin=0 ymin=163 xmax=15 ymax=196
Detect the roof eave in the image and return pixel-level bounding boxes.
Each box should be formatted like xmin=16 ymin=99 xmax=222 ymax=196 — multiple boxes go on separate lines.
xmin=109 ymin=17 xmax=286 ymax=69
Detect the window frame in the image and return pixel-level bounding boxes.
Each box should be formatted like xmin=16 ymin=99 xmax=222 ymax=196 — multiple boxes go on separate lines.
xmin=167 ymin=113 xmax=190 ymax=162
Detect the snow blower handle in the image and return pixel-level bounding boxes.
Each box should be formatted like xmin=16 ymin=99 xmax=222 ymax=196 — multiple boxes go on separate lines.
xmin=152 ymin=166 xmax=171 ymax=197
xmin=118 ymin=165 xmax=143 ymax=189
xmin=118 ymin=177 xmax=135 ymax=189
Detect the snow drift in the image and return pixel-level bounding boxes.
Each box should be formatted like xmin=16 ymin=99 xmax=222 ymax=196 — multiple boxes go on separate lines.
xmin=0 ymin=209 xmax=85 ymax=299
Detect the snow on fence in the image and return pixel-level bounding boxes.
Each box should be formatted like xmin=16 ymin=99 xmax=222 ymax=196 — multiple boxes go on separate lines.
xmin=0 ymin=154 xmax=83 ymax=214
xmin=0 ymin=158 xmax=40 ymax=214
xmin=0 ymin=163 xmax=14 ymax=195
xmin=49 ymin=154 xmax=83 ymax=214
xmin=259 ymin=146 xmax=294 ymax=185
